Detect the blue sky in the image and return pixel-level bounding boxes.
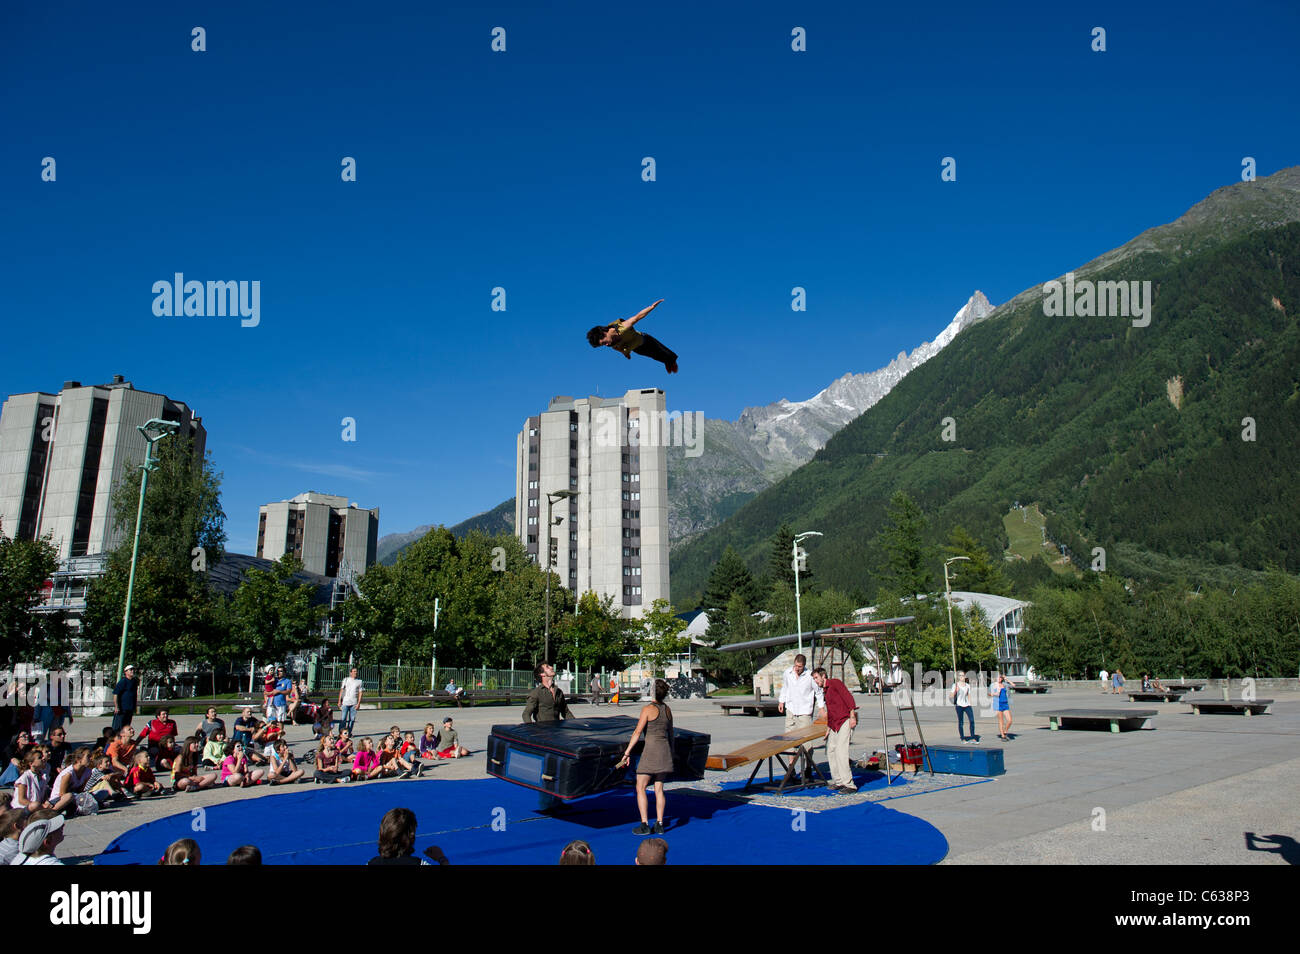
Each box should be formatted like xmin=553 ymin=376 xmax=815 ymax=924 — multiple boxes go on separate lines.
xmin=4 ymin=0 xmax=1298 ymax=554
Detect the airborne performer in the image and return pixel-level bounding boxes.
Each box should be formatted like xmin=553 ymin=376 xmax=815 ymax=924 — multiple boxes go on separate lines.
xmin=587 ymin=298 xmax=678 ymax=373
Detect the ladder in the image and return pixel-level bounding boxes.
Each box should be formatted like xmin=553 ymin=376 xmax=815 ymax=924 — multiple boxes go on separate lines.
xmin=864 ymin=630 xmax=934 ymax=784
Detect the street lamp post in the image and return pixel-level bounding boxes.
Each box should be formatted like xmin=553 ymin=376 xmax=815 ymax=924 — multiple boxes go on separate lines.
xmin=117 ymin=418 xmax=180 ymax=683
xmin=793 ymin=531 xmax=823 ymax=654
xmin=544 ymin=490 xmax=576 ymax=661
xmin=944 ymin=556 xmax=971 ymax=677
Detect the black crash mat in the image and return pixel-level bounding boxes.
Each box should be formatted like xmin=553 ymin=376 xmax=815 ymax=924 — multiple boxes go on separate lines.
xmin=486 ymin=716 xmax=711 ymax=800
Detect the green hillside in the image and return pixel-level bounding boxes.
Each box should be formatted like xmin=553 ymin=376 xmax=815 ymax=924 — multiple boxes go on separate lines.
xmin=671 ymin=220 xmax=1300 ymax=606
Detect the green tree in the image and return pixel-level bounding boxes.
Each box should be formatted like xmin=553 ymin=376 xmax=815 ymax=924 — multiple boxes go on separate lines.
xmin=555 ymin=592 xmax=630 ymax=673
xmin=879 ymin=491 xmax=933 ymax=599
xmin=638 ymin=598 xmax=690 ymax=673
xmin=82 ymin=437 xmax=228 ymax=677
xmin=766 ymin=524 xmax=799 ymax=593
xmin=702 ymin=546 xmax=761 ymax=614
xmin=0 ymin=530 xmax=66 ymax=666
xmin=944 ymin=526 xmax=1012 ymax=597
xmin=229 ymin=555 xmax=323 ymax=663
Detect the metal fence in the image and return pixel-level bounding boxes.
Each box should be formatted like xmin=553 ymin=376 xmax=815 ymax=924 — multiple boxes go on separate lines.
xmin=313 ymin=663 xmax=604 ymax=696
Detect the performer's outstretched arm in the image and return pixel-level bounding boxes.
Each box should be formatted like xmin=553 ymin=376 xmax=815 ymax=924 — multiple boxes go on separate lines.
xmin=622 ymin=298 xmax=664 ymax=329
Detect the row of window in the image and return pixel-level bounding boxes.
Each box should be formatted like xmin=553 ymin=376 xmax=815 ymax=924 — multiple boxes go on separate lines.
xmin=622 ymin=509 xmax=639 ymax=519
xmin=623 ymin=586 xmax=642 ymax=596
xmin=623 ymin=566 xmax=641 ymax=577
xmin=622 ymin=472 xmax=640 ymax=483
xmin=621 ymin=491 xmax=640 ymax=501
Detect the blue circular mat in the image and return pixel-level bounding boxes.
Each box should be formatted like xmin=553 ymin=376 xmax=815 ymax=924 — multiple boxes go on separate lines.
xmin=96 ymin=777 xmax=948 ymax=865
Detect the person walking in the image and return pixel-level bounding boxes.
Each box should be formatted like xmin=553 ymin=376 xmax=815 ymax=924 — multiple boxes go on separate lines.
xmin=338 ymin=667 xmax=364 ymax=734
xmin=951 ymin=671 xmax=977 ymax=743
xmin=111 ymin=665 xmax=140 ymax=733
xmin=992 ymin=673 xmax=1013 ymax=740
xmin=1111 ymin=669 xmax=1125 ymax=695
xmin=617 ymin=679 xmax=675 ymax=835
xmin=777 ymin=654 xmax=825 ymax=732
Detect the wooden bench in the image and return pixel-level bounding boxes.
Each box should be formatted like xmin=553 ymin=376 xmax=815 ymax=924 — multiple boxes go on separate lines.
xmin=1037 ymin=708 xmax=1158 ymax=733
xmin=705 ymin=722 xmax=829 ymax=794
xmin=1187 ymin=699 xmax=1273 ymax=716
xmin=713 ymin=699 xmax=782 ymax=717
xmin=1010 ymin=683 xmax=1052 ymax=694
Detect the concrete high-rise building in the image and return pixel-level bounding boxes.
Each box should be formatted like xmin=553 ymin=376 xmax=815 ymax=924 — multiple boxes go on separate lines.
xmin=257 ymin=492 xmax=378 ymax=578
xmin=516 ymin=389 xmax=670 ymax=619
xmin=0 ymin=376 xmax=205 ymax=559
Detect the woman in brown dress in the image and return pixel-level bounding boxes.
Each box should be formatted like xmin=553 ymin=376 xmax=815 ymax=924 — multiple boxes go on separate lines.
xmin=617 ymin=678 xmax=674 ymax=835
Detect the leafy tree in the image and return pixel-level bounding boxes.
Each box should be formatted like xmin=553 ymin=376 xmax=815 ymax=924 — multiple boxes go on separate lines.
xmin=637 ymin=598 xmax=690 ymax=673
xmin=702 ymin=546 xmax=761 ymax=614
xmin=879 ymin=492 xmax=933 ymax=599
xmin=0 ymin=529 xmax=66 ymax=666
xmin=944 ymin=526 xmax=1012 ymax=597
xmin=555 ymin=592 xmax=630 ymax=673
xmin=82 ymin=437 xmax=228 ymax=677
xmin=229 ymin=555 xmax=323 ymax=663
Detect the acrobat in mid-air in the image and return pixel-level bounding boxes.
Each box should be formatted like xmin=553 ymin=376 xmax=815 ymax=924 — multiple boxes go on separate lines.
xmin=587 ymin=298 xmax=678 ymax=373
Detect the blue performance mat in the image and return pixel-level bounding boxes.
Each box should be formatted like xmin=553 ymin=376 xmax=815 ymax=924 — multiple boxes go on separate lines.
xmin=96 ymin=777 xmax=948 ymax=865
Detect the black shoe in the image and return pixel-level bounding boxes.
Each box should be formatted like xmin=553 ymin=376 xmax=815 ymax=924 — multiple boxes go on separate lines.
xmin=633 ymin=823 xmax=651 ymax=835
xmin=651 ymin=821 xmax=665 ymax=835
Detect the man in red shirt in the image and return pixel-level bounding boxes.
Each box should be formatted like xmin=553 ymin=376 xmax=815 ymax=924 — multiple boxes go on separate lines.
xmin=812 ymin=668 xmax=858 ymax=794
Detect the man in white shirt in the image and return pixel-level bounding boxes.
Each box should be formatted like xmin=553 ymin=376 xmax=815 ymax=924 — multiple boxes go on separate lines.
xmin=338 ymin=667 xmax=364 ymax=734
xmin=777 ymin=654 xmax=825 ymax=732
xmin=1099 ymin=669 xmax=1109 ymax=694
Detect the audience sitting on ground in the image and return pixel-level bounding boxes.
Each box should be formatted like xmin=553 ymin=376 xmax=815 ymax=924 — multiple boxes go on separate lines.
xmin=0 ymin=807 xmax=28 ymax=865
xmin=268 ymin=740 xmax=305 ymax=785
xmin=45 ymin=728 xmax=72 ymax=776
xmin=125 ymin=750 xmax=163 ymax=797
xmin=383 ymin=725 xmax=403 ymax=754
xmin=201 ymin=730 xmax=227 ymax=768
xmin=434 ymin=718 xmax=471 ymax=759
xmin=335 ymin=728 xmax=354 ymax=761
xmin=259 ymin=719 xmax=286 ymax=760
xmin=418 ymin=723 xmax=439 ymax=759
xmin=1 ymin=731 xmax=34 ymax=786
xmin=194 ymin=707 xmax=225 ymax=744
xmin=635 ymin=837 xmax=668 ymax=865
xmin=87 ymin=751 xmax=129 ymax=805
xmin=227 ymin=844 xmax=262 ymax=865
xmin=51 ymin=748 xmax=93 ymax=816
xmin=400 ymin=731 xmax=421 ymax=761
xmin=351 ymin=738 xmax=382 ymax=781
xmin=106 ymin=727 xmax=137 ymax=777
xmin=314 ymin=737 xmax=351 ymax=784
xmin=232 ymin=707 xmax=259 ymax=746
xmin=160 ymin=838 xmax=200 ymax=865
xmin=220 ymin=741 xmax=265 ymax=787
xmin=172 ymin=738 xmax=217 ymax=792
xmin=559 ymin=839 xmax=595 ymax=865
xmin=143 ymin=708 xmax=178 ymax=760
xmin=12 ymin=808 xmax=65 ymax=865
xmin=10 ymin=750 xmax=52 ymax=811
xmin=377 ymin=737 xmax=420 ymax=779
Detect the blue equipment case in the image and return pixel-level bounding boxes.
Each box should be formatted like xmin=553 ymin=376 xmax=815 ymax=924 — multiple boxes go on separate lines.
xmin=925 ymin=744 xmax=1005 ymax=776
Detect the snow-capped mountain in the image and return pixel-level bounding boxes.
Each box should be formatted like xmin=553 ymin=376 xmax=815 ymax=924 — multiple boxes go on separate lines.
xmin=667 ymin=291 xmax=996 ymax=544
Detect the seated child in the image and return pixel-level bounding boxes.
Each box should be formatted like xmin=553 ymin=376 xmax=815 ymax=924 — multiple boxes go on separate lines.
xmin=268 ymin=740 xmax=305 ymax=785
xmin=351 ymin=738 xmax=382 ymax=781
xmin=434 ymin=718 xmax=471 ymax=759
xmin=125 ymin=750 xmax=163 ymax=797
xmin=201 ymin=730 xmax=227 ymax=768
xmin=313 ymin=737 xmax=351 ymax=784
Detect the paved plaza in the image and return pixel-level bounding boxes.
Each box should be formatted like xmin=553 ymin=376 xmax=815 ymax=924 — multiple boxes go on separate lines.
xmin=52 ymin=685 xmax=1300 ymax=864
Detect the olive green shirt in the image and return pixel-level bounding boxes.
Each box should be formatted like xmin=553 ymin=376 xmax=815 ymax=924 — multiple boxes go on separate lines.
xmin=610 ymin=320 xmax=643 ymax=358
xmin=522 ymin=683 xmax=569 ymax=722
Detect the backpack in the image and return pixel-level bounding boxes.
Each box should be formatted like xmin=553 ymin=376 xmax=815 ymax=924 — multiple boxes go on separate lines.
xmin=75 ymin=791 xmax=100 ymax=815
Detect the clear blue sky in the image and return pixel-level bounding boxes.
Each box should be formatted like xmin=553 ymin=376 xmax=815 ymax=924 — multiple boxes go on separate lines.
xmin=4 ymin=0 xmax=1298 ymax=554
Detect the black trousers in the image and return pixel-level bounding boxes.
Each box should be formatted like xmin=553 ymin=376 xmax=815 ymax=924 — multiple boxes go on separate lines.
xmin=633 ymin=333 xmax=677 ymax=368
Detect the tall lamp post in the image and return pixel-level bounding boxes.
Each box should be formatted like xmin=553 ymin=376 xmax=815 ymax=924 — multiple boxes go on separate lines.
xmin=793 ymin=531 xmax=822 ymax=654
xmin=944 ymin=556 xmax=971 ymax=677
xmin=544 ymin=489 xmax=576 ymax=661
xmin=117 ymin=418 xmax=180 ymax=682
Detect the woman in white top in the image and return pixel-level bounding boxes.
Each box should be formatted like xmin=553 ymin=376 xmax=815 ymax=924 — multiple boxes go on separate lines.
xmin=10 ymin=751 xmax=52 ymax=811
xmin=51 ymin=748 xmax=93 ymax=815
xmin=950 ymin=672 xmax=977 ymax=743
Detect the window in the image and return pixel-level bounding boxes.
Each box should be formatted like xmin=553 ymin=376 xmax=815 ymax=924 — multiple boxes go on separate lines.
xmin=529 ymin=498 xmax=538 ymax=508
xmin=529 ymin=428 xmax=537 ymax=437
xmin=527 ymin=534 xmax=538 ymax=544
xmin=622 ymin=491 xmax=629 ymax=501
xmin=623 ymin=547 xmax=630 ymax=557
xmin=527 ymin=516 xmax=538 ymax=526
xmin=630 ymin=473 xmax=640 ymax=483
xmin=632 ymin=586 xmax=641 ymax=596
xmin=631 ymin=566 xmax=641 ymax=576
xmin=631 ymin=547 xmax=640 ymax=557
xmin=630 ymin=492 xmax=639 ymax=501
xmin=569 ymin=533 xmax=577 ymax=543
xmin=623 ymin=567 xmax=630 ymax=576
xmin=569 ymin=422 xmax=578 ymax=432
xmin=528 ymin=480 xmax=538 ymax=490
xmin=569 ymin=477 xmax=577 ymax=489
xmin=622 ymin=472 xmax=630 ymax=482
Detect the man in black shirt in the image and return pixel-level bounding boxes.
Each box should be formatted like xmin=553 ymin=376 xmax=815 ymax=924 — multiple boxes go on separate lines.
xmin=112 ymin=665 xmax=140 ymax=732
xmin=522 ymin=662 xmax=569 ymax=723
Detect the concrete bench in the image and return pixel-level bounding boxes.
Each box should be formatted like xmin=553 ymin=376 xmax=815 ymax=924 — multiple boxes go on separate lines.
xmin=714 ymin=699 xmax=782 ymax=717
xmin=1128 ymin=690 xmax=1190 ymax=702
xmin=1037 ymin=708 xmax=1158 ymax=733
xmin=1187 ymin=699 xmax=1273 ymax=716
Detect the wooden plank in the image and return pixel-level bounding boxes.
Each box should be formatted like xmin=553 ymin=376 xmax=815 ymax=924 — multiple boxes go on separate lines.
xmin=705 ymin=723 xmax=829 ymax=771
